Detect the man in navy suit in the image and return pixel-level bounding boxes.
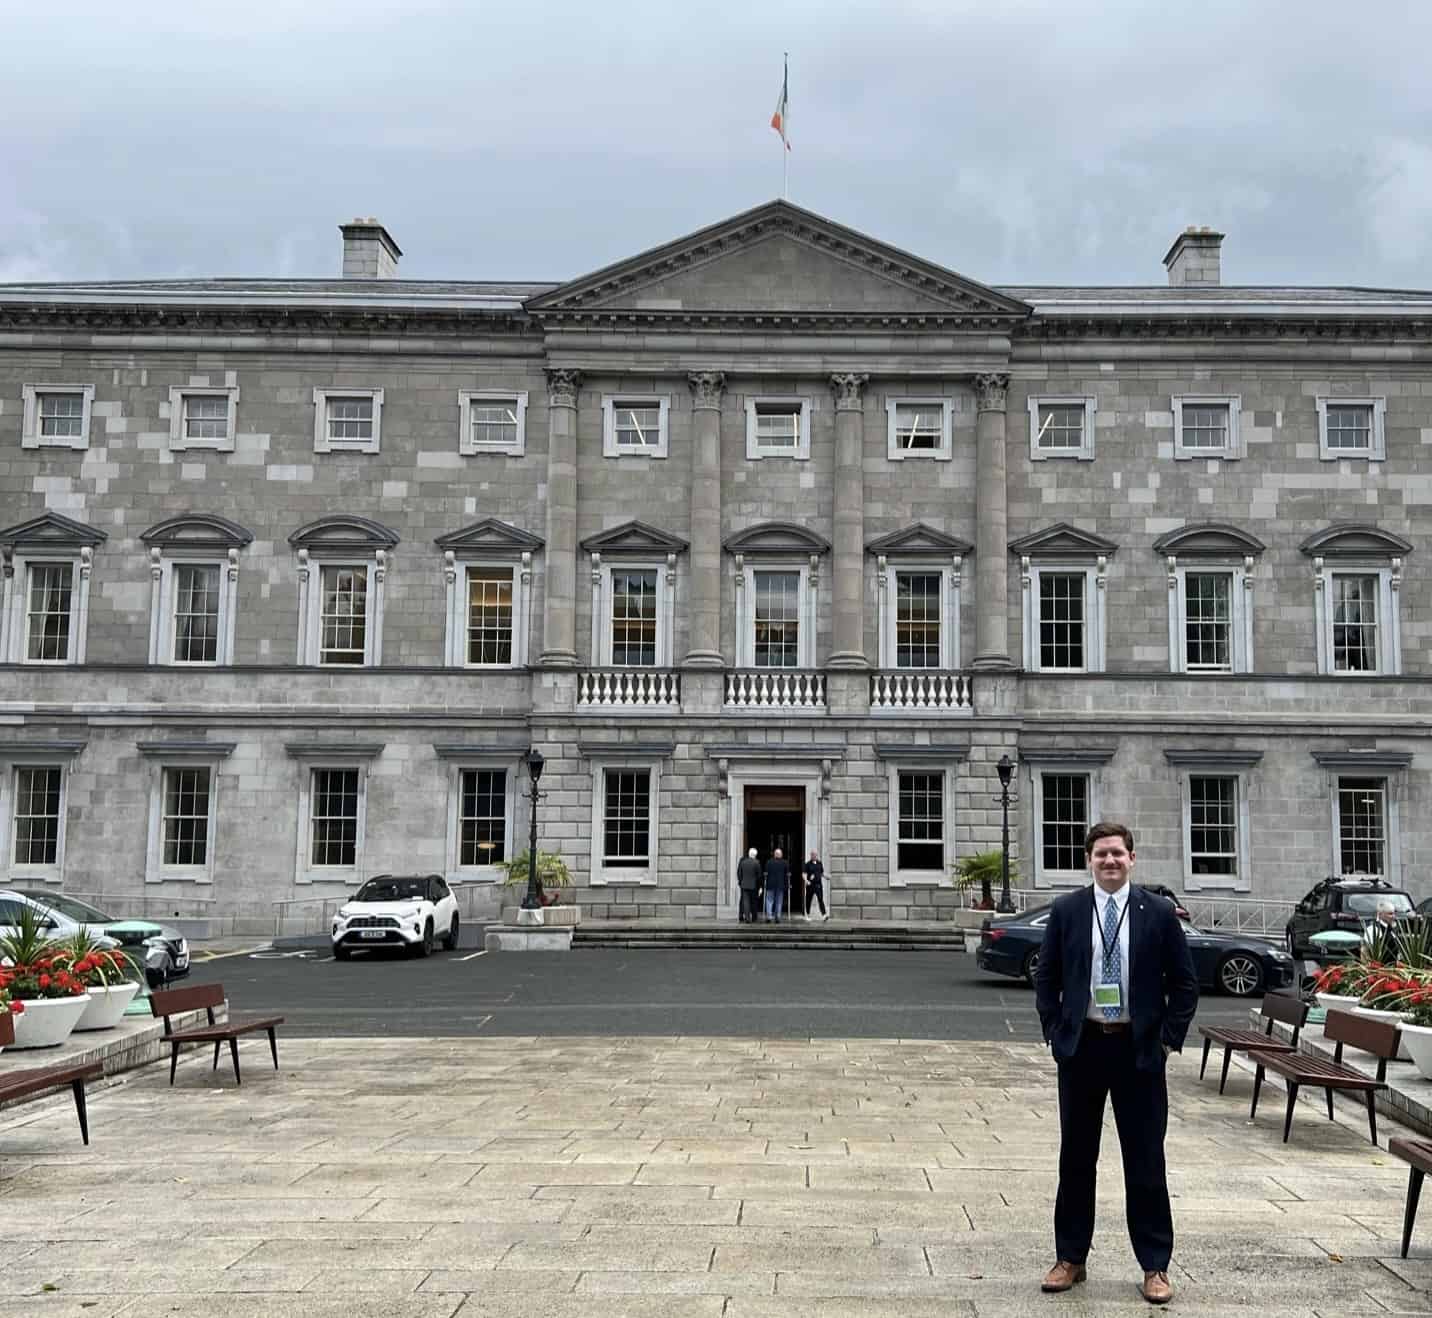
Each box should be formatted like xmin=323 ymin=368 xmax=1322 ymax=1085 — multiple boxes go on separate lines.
xmin=1034 ymin=822 xmax=1199 ymax=1306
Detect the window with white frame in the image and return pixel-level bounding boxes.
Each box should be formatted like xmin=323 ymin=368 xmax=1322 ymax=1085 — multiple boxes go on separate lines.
xmin=1169 ymin=564 xmax=1253 ymax=674
xmin=894 ymin=769 xmax=948 ymax=880
xmin=9 ymin=765 xmax=63 ymax=872
xmin=602 ymin=396 xmax=670 ymax=458
xmin=2 ymin=538 xmax=97 ymax=665
xmin=168 ymin=386 xmax=238 ymax=452
xmin=896 ymin=572 xmax=942 ymax=668
xmin=1188 ymin=775 xmax=1240 ymax=880
xmin=464 ymin=566 xmax=514 ymax=666
xmin=1021 ymin=561 xmax=1107 ymax=674
xmin=139 ymin=742 xmax=232 ymax=884
xmin=1032 ymin=769 xmax=1096 ymax=885
xmin=610 ymin=567 xmax=658 ymax=665
xmin=1336 ymin=776 xmax=1388 ymax=878
xmin=459 ymin=391 xmax=527 ymax=457
xmin=460 ymin=768 xmax=508 ymax=866
xmin=23 ymin=561 xmax=76 ymax=663
xmin=745 ymin=397 xmax=811 ymax=460
xmin=886 ymin=399 xmax=952 ymax=461
xmin=1317 ymin=398 xmax=1386 ymax=461
xmin=22 ymin=384 xmax=94 ymax=450
xmin=590 ymin=760 xmax=662 ymax=885
xmin=754 ymin=570 xmax=801 ymax=667
xmin=168 ymin=561 xmax=228 ymax=664
xmin=318 ymin=565 xmax=369 ymax=666
xmin=1172 ymin=396 xmax=1241 ymax=460
xmin=1028 ymin=396 xmax=1096 ymax=461
xmin=309 ymin=767 xmax=361 ymax=868
xmin=1312 ymin=562 xmax=1400 ymax=676
xmin=313 ymin=387 xmax=384 ymax=454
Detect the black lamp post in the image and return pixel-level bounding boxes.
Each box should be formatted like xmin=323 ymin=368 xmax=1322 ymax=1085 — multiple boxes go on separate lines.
xmin=996 ymin=754 xmax=1016 ymax=914
xmin=521 ymin=748 xmax=546 ymax=910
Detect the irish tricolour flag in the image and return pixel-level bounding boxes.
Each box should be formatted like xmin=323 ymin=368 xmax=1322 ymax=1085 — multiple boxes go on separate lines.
xmin=770 ymin=59 xmax=789 ymax=150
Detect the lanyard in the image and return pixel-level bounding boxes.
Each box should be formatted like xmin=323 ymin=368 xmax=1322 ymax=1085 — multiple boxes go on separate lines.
xmin=1096 ymin=895 xmax=1130 ymax=961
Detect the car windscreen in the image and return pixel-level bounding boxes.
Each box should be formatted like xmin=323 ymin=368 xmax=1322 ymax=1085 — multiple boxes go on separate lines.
xmin=1344 ymin=892 xmax=1414 ymax=917
xmin=354 ymin=879 xmax=426 ymax=903
xmin=23 ymin=893 xmax=111 ymax=923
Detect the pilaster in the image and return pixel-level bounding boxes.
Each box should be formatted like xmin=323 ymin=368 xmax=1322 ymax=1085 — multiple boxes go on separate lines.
xmin=972 ymin=372 xmax=1014 ymax=671
xmin=684 ymin=370 xmax=725 ymax=668
xmin=827 ymin=372 xmax=869 ymax=670
xmin=539 ymin=368 xmax=581 ymax=668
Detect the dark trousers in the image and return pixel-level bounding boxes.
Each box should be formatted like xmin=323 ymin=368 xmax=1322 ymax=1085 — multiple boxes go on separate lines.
xmin=739 ymin=888 xmax=759 ymax=922
xmin=806 ymin=878 xmax=826 ymax=916
xmin=1054 ymin=1025 xmax=1173 ymax=1272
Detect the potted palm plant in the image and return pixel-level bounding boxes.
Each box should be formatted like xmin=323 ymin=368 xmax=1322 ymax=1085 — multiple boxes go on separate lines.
xmin=0 ymin=904 xmax=90 ymax=1048
xmin=498 ymin=850 xmax=578 ymax=924
xmin=953 ymin=851 xmax=1017 ymax=912
xmin=52 ymin=930 xmax=142 ymax=1031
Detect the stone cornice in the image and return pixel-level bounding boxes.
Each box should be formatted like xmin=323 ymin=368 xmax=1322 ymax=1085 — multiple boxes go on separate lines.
xmin=1017 ymin=314 xmax=1432 ymax=342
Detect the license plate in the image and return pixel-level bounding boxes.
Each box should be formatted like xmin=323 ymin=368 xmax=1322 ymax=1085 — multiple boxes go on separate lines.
xmin=359 ymin=930 xmax=386 ymax=940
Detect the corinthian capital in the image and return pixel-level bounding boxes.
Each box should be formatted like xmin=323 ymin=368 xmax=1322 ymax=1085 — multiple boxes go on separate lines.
xmin=687 ymin=370 xmax=726 ymax=410
xmin=973 ymin=372 xmax=1010 ymax=412
xmin=829 ymin=372 xmax=869 ymax=411
xmin=545 ymin=367 xmax=583 ymax=410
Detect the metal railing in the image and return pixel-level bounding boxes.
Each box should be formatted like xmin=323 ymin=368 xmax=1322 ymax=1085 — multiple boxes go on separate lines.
xmin=960 ymin=885 xmax=1295 ymax=938
xmin=724 ymin=669 xmax=827 ymax=710
xmin=870 ymin=670 xmax=973 ymax=712
xmin=62 ymin=890 xmax=218 ymax=918
xmin=577 ymin=667 xmax=681 ymax=708
xmin=271 ymin=882 xmax=500 ymax=937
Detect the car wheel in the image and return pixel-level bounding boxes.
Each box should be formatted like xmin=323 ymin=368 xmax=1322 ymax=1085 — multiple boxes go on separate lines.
xmin=443 ymin=915 xmax=460 ymax=951
xmin=1022 ymin=949 xmax=1040 ymax=987
xmin=415 ymin=921 xmax=434 ymax=958
xmin=333 ymin=944 xmax=351 ymax=961
xmin=1217 ymin=952 xmax=1264 ymax=997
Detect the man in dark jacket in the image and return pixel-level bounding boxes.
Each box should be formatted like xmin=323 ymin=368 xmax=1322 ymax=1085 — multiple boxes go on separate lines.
xmin=1033 ymin=821 xmax=1199 ymax=1306
xmin=762 ymin=849 xmax=789 ymax=923
xmin=802 ymin=850 xmax=827 ymax=919
xmin=736 ymin=847 xmax=762 ymax=923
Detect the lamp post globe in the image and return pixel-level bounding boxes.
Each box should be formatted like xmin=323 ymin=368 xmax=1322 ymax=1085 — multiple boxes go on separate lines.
xmin=522 ymin=748 xmax=546 ymax=910
xmin=996 ymin=754 xmax=1016 ymax=914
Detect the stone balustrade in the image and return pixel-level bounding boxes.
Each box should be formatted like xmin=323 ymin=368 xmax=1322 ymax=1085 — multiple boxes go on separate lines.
xmin=869 ymin=670 xmax=974 ymax=713
xmin=724 ymin=669 xmax=827 ymax=710
xmin=576 ymin=667 xmax=681 ymax=709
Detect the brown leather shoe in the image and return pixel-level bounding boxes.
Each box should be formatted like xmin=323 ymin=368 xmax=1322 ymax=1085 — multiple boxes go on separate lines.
xmin=1141 ymin=1270 xmax=1173 ymax=1304
xmin=1041 ymin=1261 xmax=1087 ymax=1292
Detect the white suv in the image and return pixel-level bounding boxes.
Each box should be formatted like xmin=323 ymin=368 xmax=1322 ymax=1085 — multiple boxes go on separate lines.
xmin=332 ymin=874 xmax=460 ymax=959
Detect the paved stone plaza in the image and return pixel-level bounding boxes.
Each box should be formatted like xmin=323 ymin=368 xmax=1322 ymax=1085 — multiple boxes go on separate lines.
xmin=2 ymin=1039 xmax=1430 ymax=1315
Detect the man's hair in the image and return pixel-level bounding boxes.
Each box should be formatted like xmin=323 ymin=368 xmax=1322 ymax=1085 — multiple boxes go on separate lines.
xmin=773 ymin=848 xmax=783 ymax=858
xmin=747 ymin=847 xmax=757 ymax=858
xmin=1085 ymin=821 xmax=1135 ymax=857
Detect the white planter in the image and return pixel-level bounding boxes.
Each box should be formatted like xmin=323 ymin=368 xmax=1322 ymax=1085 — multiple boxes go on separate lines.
xmin=9 ymin=994 xmax=90 ymax=1049
xmin=1350 ymin=1004 xmax=1414 ymax=1061
xmin=74 ymin=981 xmax=140 ymax=1032
xmin=1401 ymin=1023 xmax=1432 ymax=1080
xmin=1316 ymin=993 xmax=1360 ymax=1013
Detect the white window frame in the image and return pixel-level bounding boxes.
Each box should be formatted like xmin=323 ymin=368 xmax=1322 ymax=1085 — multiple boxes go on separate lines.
xmin=1172 ymin=395 xmax=1242 ymax=460
xmin=1021 ymin=559 xmax=1107 ymax=673
xmin=1030 ymin=766 xmax=1100 ymax=888
xmin=1167 ymin=559 xmax=1254 ymax=674
xmin=744 ymin=396 xmax=812 ymax=461
xmin=0 ymin=758 xmax=71 ymax=885
xmin=1330 ymin=774 xmax=1400 ymax=883
xmin=885 ymin=397 xmax=953 ymax=461
xmin=147 ymin=550 xmax=239 ymax=667
xmin=1316 ymin=397 xmax=1386 ymax=462
xmin=294 ymin=761 xmax=370 ymax=886
xmin=886 ymin=763 xmax=956 ymax=887
xmin=1028 ymin=395 xmax=1096 ymax=462
xmin=602 ymin=395 xmax=670 ymax=459
xmin=876 ymin=556 xmax=961 ymax=669
xmin=21 ymin=384 xmax=94 ymax=450
xmin=144 ymin=760 xmax=222 ymax=885
xmin=590 ymin=555 xmax=676 ymax=667
xmin=443 ymin=758 xmax=520 ymax=885
xmin=589 ymin=758 xmax=661 ymax=886
xmin=458 ymin=390 xmax=527 ymax=458
xmin=312 ymin=387 xmax=384 ymax=455
xmin=1179 ymin=770 xmax=1252 ymax=893
xmin=168 ymin=385 xmax=239 ymax=452
xmin=735 ymin=556 xmax=818 ymax=668
xmin=296 ymin=550 xmax=387 ymax=667
xmin=4 ymin=550 xmax=94 ymax=665
xmin=444 ymin=557 xmax=530 ymax=669
xmin=1312 ymin=557 xmax=1401 ymax=676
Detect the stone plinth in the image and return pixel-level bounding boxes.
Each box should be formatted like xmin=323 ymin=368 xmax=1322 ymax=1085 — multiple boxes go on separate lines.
xmin=484 ymin=925 xmax=574 ymax=952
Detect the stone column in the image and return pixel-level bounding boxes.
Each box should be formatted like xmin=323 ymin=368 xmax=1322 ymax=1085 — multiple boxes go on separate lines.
xmin=539 ymin=368 xmax=581 ymax=667
xmin=827 ymin=372 xmax=869 ymax=669
xmin=973 ymin=371 xmax=1014 ymax=670
xmin=684 ymin=371 xmax=725 ymax=668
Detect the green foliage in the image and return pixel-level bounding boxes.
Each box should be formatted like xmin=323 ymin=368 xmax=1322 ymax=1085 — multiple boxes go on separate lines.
xmin=498 ymin=850 xmax=573 ymax=894
xmin=50 ymin=929 xmax=142 ymax=987
xmin=952 ymin=850 xmax=1018 ymax=892
xmin=0 ymin=901 xmax=66 ymax=970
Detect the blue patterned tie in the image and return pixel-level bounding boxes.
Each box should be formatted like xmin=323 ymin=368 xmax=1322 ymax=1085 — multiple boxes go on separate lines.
xmin=1101 ymin=897 xmax=1122 ymax=1021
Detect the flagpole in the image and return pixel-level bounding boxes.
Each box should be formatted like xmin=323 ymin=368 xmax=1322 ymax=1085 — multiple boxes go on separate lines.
xmin=782 ymin=52 xmax=789 ymax=199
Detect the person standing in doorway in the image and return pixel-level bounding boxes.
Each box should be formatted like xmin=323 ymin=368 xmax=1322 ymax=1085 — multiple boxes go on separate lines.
xmin=1033 ymin=822 xmax=1199 ymax=1306
xmin=803 ymin=850 xmax=827 ymax=920
xmin=736 ymin=847 xmax=762 ymax=924
xmin=763 ymin=848 xmax=789 ymax=923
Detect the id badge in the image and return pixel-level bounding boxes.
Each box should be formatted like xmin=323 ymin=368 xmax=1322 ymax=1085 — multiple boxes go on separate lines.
xmin=1093 ymin=983 xmax=1123 ymax=1010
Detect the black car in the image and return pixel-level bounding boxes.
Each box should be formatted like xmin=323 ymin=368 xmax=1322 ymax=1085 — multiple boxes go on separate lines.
xmin=1284 ymin=877 xmax=1417 ymax=959
xmin=975 ymin=902 xmax=1297 ymax=996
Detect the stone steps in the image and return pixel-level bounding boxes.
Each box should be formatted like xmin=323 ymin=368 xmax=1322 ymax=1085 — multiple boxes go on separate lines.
xmin=572 ymin=922 xmax=967 ymax=951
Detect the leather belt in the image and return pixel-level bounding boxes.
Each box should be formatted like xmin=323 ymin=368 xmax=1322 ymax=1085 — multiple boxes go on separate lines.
xmin=1084 ymin=1020 xmax=1132 ymax=1034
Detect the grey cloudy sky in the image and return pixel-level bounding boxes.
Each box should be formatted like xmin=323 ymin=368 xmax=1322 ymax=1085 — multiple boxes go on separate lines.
xmin=4 ymin=0 xmax=1432 ymax=289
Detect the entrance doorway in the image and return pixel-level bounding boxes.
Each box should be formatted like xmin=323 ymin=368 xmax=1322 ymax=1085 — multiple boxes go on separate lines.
xmin=744 ymin=785 xmax=806 ymax=914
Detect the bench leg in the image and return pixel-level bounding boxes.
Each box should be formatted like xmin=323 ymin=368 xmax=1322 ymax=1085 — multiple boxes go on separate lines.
xmin=229 ymin=1036 xmax=242 ymax=1085
xmin=1366 ymin=1090 xmax=1378 ymax=1146
xmin=1403 ymin=1166 xmax=1425 ymax=1259
xmin=1326 ymin=1088 xmax=1335 ymax=1122
xmin=169 ymin=1041 xmax=180 ymax=1085
xmin=268 ymin=1027 xmax=278 ymax=1071
xmin=70 ymin=1078 xmax=90 ymax=1146
xmin=1219 ymin=1047 xmax=1235 ymax=1095
xmin=212 ymin=1039 xmax=221 ymax=1072
xmin=1282 ymin=1082 xmax=1300 ymax=1143
xmin=1200 ymin=1037 xmax=1211 ymax=1080
xmin=1249 ymin=1064 xmax=1265 ymax=1121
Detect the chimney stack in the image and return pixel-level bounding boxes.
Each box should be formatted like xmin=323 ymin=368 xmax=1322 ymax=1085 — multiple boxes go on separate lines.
xmin=1162 ymin=226 xmax=1224 ymax=288
xmin=340 ymin=218 xmax=401 ymax=279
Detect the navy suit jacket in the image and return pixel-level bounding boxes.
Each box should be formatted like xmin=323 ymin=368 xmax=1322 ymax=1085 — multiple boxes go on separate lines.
xmin=1034 ymin=885 xmax=1200 ymax=1072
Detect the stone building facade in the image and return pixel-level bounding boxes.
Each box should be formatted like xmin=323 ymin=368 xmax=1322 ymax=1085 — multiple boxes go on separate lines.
xmin=3 ymin=201 xmax=1432 ymax=930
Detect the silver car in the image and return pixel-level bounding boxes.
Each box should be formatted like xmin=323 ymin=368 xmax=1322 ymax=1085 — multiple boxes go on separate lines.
xmin=5 ymin=890 xmax=189 ymax=987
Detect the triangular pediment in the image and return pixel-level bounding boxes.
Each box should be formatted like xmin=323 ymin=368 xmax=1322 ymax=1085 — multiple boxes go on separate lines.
xmin=435 ymin=518 xmax=544 ymax=557
xmin=1008 ymin=523 xmax=1119 ymax=558
xmin=141 ymin=513 xmax=254 ymax=550
xmin=527 ymin=201 xmax=1031 ymax=321
xmin=866 ymin=523 xmax=973 ymax=558
xmin=724 ymin=521 xmax=831 ymax=556
xmin=288 ymin=515 xmax=400 ymax=552
xmin=0 ymin=510 xmax=106 ymax=548
xmin=1152 ymin=522 xmax=1265 ymax=559
xmin=580 ymin=520 xmax=688 ymax=555
xmin=1299 ymin=524 xmax=1413 ymax=559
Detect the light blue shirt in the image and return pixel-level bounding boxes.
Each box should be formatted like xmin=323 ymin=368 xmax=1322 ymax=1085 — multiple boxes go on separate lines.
xmin=1087 ymin=881 xmax=1132 ymax=1023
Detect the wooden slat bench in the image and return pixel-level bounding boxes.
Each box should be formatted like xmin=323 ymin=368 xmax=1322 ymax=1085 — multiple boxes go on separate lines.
xmin=1198 ymin=991 xmax=1307 ymax=1094
xmin=149 ymin=983 xmax=284 ymax=1086
xmin=1247 ymin=1008 xmax=1398 ymax=1144
xmin=0 ymin=1011 xmax=104 ymax=1144
xmin=1390 ymin=1137 xmax=1432 ymax=1259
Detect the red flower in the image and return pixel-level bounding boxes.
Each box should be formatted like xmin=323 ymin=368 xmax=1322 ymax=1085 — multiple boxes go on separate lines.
xmin=37 ymin=973 xmax=50 ymax=989
xmin=9 ymin=1001 xmax=23 ymax=1015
